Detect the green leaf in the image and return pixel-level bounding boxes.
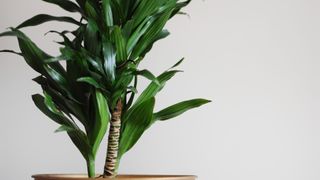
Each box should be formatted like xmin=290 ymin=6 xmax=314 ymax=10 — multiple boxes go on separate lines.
xmin=127 ymin=86 xmax=138 ymax=94
xmin=134 ymin=69 xmax=160 ymax=85
xmin=54 ymin=125 xmax=75 ymax=133
xmin=32 ymin=94 xmax=92 ymax=161
xmin=86 ymin=56 xmax=105 ymax=75
xmin=67 ymin=129 xmax=92 ymax=161
xmin=102 ymin=0 xmax=114 ymax=27
xmin=130 ymin=8 xmax=174 ymax=59
xmin=0 ymin=49 xmax=22 ymax=56
xmin=43 ymin=91 xmax=62 ymax=115
xmin=84 ymin=19 xmax=101 ymax=56
xmin=119 ymin=0 xmax=137 ymax=20
xmin=77 ymin=77 xmax=101 ymax=89
xmin=139 ymin=29 xmax=170 ymax=56
xmin=45 ymin=30 xmax=74 ymax=48
xmin=42 ymin=0 xmax=81 ymax=13
xmin=32 ymin=94 xmax=70 ymax=126
xmin=0 ymin=29 xmax=48 ymax=73
xmin=40 ymin=83 xmax=88 ymax=127
xmin=109 ymin=0 xmax=125 ymax=25
xmin=17 ymin=14 xmax=81 ymax=29
xmin=170 ymin=0 xmax=192 ymax=18
xmin=126 ymin=16 xmax=156 ymax=54
xmin=131 ymin=0 xmax=167 ymax=28
xmin=125 ymin=75 xmax=138 ymax=111
xmin=112 ymin=26 xmax=127 ymax=63
xmin=44 ymin=55 xmax=68 ymax=63
xmin=133 ymin=70 xmax=181 ymax=107
xmin=154 ymin=99 xmax=211 ymax=121
xmin=44 ymin=65 xmax=69 ymax=93
xmin=170 ymin=57 xmax=184 ymax=69
xmin=103 ymin=41 xmax=116 ymax=82
xmin=84 ymin=1 xmax=99 ymax=22
xmin=90 ymin=90 xmax=110 ymax=155
xmin=119 ymin=97 xmax=155 ymax=157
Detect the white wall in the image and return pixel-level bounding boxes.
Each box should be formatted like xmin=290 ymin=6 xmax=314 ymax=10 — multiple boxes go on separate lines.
xmin=1 ymin=0 xmax=320 ymax=180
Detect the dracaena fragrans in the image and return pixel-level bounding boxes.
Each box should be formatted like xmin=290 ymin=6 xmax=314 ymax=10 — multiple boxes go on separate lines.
xmin=0 ymin=0 xmax=210 ymax=178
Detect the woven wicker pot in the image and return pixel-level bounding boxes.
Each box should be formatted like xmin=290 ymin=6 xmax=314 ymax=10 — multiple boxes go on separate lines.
xmin=32 ymin=174 xmax=197 ymax=180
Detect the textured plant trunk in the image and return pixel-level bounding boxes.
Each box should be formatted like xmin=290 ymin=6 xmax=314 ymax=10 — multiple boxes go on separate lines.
xmin=103 ymin=100 xmax=123 ymax=177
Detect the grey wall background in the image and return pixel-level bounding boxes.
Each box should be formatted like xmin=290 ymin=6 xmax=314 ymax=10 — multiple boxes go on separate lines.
xmin=1 ymin=0 xmax=320 ymax=180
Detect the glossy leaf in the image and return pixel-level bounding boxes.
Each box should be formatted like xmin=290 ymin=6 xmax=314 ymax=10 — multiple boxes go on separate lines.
xmin=55 ymin=125 xmax=75 ymax=133
xmin=154 ymin=99 xmax=211 ymax=121
xmin=17 ymin=14 xmax=81 ymax=29
xmin=134 ymin=69 xmax=159 ymax=85
xmin=77 ymin=77 xmax=101 ymax=89
xmin=119 ymin=97 xmax=155 ymax=157
xmin=0 ymin=29 xmax=48 ymax=73
xmin=32 ymin=94 xmax=69 ymax=126
xmin=130 ymin=8 xmax=174 ymax=59
xmin=112 ymin=26 xmax=127 ymax=63
xmin=102 ymin=0 xmax=114 ymax=26
xmin=91 ymin=90 xmax=110 ymax=155
xmin=131 ymin=0 xmax=167 ymax=28
xmin=126 ymin=16 xmax=156 ymax=54
xmin=42 ymin=0 xmax=81 ymax=13
xmin=133 ymin=70 xmax=181 ymax=107
xmin=103 ymin=41 xmax=116 ymax=82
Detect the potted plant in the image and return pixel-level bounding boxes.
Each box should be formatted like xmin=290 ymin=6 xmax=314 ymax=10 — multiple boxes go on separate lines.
xmin=0 ymin=0 xmax=210 ymax=179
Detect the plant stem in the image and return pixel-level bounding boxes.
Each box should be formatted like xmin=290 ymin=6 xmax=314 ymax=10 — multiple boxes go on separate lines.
xmin=87 ymin=158 xmax=95 ymax=178
xmin=103 ymin=100 xmax=123 ymax=177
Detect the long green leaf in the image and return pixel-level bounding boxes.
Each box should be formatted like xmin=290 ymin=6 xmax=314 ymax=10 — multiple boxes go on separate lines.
xmin=85 ymin=0 xmax=99 ymax=22
xmin=170 ymin=0 xmax=192 ymax=18
xmin=40 ymin=83 xmax=88 ymax=127
xmin=77 ymin=77 xmax=101 ymax=89
xmin=67 ymin=129 xmax=92 ymax=161
xmin=154 ymin=99 xmax=211 ymax=121
xmin=0 ymin=29 xmax=48 ymax=73
xmin=130 ymin=8 xmax=174 ymax=59
xmin=119 ymin=97 xmax=155 ymax=157
xmin=102 ymin=0 xmax=114 ymax=27
xmin=134 ymin=69 xmax=159 ymax=85
xmin=139 ymin=29 xmax=170 ymax=57
xmin=131 ymin=0 xmax=167 ymax=28
xmin=32 ymin=94 xmax=69 ymax=125
xmin=112 ymin=26 xmax=127 ymax=63
xmin=103 ymin=41 xmax=116 ymax=83
xmin=55 ymin=125 xmax=75 ymax=133
xmin=0 ymin=49 xmax=22 ymax=56
xmin=44 ymin=65 xmax=69 ymax=93
xmin=170 ymin=57 xmax=184 ymax=69
xmin=133 ymin=70 xmax=181 ymax=107
xmin=84 ymin=19 xmax=101 ymax=56
xmin=90 ymin=90 xmax=110 ymax=155
xmin=126 ymin=16 xmax=156 ymax=54
xmin=42 ymin=0 xmax=81 ymax=13
xmin=32 ymin=94 xmax=92 ymax=161
xmin=17 ymin=14 xmax=81 ymax=29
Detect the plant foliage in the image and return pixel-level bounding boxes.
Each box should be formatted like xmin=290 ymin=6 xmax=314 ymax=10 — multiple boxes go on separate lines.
xmin=0 ymin=0 xmax=210 ymax=177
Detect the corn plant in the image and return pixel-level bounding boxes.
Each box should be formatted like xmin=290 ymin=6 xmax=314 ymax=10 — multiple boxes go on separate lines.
xmin=0 ymin=0 xmax=210 ymax=178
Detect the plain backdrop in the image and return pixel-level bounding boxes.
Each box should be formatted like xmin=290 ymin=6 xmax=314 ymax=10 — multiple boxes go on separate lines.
xmin=1 ymin=0 xmax=320 ymax=180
